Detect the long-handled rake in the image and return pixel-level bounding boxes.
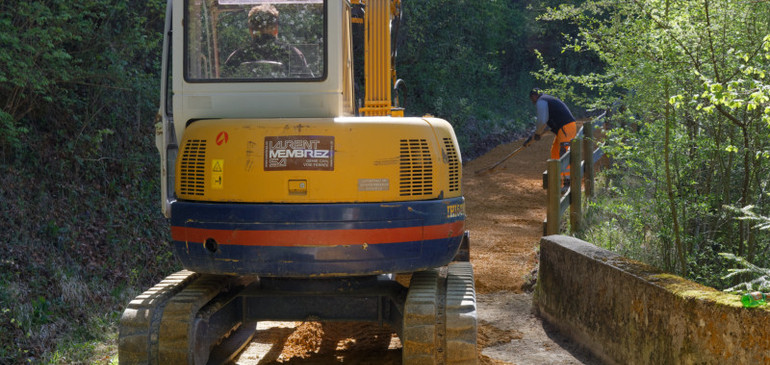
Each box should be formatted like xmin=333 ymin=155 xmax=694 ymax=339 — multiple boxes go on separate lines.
xmin=474 ymin=144 xmax=528 ymax=175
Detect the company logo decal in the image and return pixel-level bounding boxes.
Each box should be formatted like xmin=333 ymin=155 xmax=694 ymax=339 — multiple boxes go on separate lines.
xmin=216 ymin=131 xmax=229 ymax=146
xmin=264 ymin=136 xmax=334 ymax=171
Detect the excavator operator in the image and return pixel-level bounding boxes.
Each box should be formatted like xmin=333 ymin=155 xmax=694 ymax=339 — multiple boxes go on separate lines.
xmin=223 ymin=4 xmax=311 ymax=78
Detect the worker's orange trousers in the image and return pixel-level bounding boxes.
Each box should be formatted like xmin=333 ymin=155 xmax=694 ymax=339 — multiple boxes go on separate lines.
xmin=551 ymin=121 xmax=577 ymax=179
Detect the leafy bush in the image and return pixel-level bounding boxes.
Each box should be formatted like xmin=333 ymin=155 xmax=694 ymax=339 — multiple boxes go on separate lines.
xmin=539 ymin=0 xmax=770 ymax=284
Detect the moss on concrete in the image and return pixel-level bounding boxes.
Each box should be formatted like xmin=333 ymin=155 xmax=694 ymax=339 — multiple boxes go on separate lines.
xmin=535 ymin=235 xmax=770 ymax=365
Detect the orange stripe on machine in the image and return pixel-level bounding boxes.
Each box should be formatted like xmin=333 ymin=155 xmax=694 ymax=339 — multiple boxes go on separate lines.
xmin=172 ymin=221 xmax=464 ymax=247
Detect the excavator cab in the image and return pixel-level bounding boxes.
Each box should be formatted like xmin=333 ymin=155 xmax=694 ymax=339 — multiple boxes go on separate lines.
xmin=122 ymin=1 xmax=477 ymax=364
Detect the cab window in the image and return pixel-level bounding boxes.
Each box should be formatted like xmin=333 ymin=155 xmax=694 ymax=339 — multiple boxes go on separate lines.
xmin=185 ymin=0 xmax=326 ymax=81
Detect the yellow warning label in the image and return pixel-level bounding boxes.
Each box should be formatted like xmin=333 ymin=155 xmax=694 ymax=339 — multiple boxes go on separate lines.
xmin=212 ymin=159 xmax=224 ymax=189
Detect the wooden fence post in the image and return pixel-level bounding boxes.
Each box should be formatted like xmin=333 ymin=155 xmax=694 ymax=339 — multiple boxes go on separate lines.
xmin=584 ymin=122 xmax=595 ymax=198
xmin=570 ymin=136 xmax=583 ymax=233
xmin=542 ymin=112 xmax=606 ymax=236
xmin=545 ymin=159 xmax=561 ymax=235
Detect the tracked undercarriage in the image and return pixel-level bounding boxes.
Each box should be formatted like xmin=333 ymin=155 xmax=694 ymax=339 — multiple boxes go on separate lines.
xmin=119 ymin=262 xmax=476 ymax=364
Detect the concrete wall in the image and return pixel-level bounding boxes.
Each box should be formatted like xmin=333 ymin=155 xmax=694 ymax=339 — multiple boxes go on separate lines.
xmin=534 ymin=235 xmax=770 ymax=365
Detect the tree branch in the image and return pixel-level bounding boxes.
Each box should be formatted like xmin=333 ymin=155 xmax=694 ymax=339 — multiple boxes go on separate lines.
xmin=703 ymin=0 xmax=723 ymax=83
xmin=715 ymin=104 xmax=745 ymax=128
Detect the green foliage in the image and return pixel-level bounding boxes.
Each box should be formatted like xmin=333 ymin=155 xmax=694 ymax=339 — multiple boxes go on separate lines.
xmin=550 ymin=0 xmax=770 ymax=283
xmin=531 ymin=49 xmax=615 ymax=112
xmin=728 ymin=205 xmax=770 ymax=232
xmin=398 ymin=0 xmax=551 ymax=156
xmin=720 ymin=252 xmax=770 ymax=293
xmin=719 ymin=206 xmax=770 ymax=293
xmin=0 ymin=110 xmax=27 ymax=157
xmin=0 ymin=0 xmax=177 ymax=363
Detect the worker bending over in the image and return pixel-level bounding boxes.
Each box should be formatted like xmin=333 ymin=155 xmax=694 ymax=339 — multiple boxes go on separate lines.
xmin=524 ymin=88 xmax=577 ymax=190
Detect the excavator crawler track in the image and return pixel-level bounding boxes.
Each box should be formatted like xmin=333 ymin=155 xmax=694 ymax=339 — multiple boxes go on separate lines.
xmin=119 ymin=271 xmax=257 ymax=365
xmin=444 ymin=262 xmax=477 ymax=364
xmin=402 ymin=262 xmax=477 ymax=365
xmin=119 ymin=271 xmax=200 ymax=364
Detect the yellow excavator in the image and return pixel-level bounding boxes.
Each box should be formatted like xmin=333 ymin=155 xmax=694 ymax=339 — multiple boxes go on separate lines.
xmin=119 ymin=1 xmax=477 ymax=363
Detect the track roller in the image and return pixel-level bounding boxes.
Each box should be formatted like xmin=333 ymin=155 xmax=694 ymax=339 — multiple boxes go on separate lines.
xmin=402 ymin=262 xmax=477 ymax=364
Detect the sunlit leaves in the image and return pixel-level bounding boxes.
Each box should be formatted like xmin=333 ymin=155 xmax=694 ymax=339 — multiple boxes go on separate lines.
xmin=720 ymin=252 xmax=770 ymax=293
xmin=534 ymin=0 xmax=770 ymax=283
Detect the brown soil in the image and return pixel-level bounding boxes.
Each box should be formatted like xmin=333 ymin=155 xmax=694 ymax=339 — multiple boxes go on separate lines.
xmin=234 ymin=136 xmax=600 ymax=364
xmin=463 ymin=136 xmax=552 ymax=294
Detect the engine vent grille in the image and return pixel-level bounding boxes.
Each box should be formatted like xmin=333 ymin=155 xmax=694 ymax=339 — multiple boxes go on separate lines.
xmin=179 ymin=139 xmax=207 ymax=196
xmin=443 ymin=137 xmax=460 ymax=192
xmin=399 ymin=139 xmax=434 ymax=196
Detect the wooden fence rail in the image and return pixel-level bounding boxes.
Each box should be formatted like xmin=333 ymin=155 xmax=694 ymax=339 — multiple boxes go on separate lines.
xmin=543 ymin=112 xmax=607 ymax=236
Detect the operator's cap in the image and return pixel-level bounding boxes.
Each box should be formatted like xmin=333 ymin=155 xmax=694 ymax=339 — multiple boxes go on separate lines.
xmin=248 ymin=4 xmax=279 ymax=29
xmin=529 ymin=88 xmax=542 ymax=97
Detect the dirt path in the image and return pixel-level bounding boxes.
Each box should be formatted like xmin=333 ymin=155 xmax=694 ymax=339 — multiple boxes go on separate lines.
xmin=464 ymin=136 xmax=599 ymax=364
xmin=234 ymin=137 xmax=600 ymax=364
xmin=464 ymin=136 xmax=550 ymax=294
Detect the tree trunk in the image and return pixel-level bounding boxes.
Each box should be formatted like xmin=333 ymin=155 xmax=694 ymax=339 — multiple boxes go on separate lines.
xmin=664 ymin=83 xmax=686 ymax=275
xmin=741 ymin=123 xmax=755 ymax=262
